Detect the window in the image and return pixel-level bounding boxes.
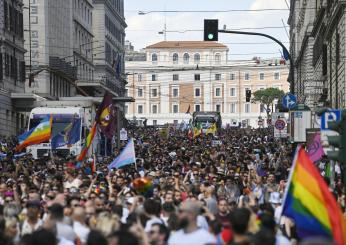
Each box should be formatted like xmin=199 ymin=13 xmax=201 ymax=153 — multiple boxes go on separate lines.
xmin=173 ymin=53 xmax=179 ymax=64
xmin=230 ymin=73 xmax=236 ymax=80
xmin=215 ymin=88 xmax=221 ymax=97
xmin=125 ymin=89 xmax=128 ymax=96
xmin=260 ymin=104 xmax=266 ymax=113
xmin=274 ymin=72 xmax=280 ymax=80
xmin=152 ymin=74 xmax=157 ymax=81
xmin=152 ymin=105 xmax=158 ymax=114
xmin=153 ymin=120 xmax=157 ymax=125
xmin=137 ymin=88 xmax=143 ymax=97
xmin=173 ymin=74 xmax=179 ymax=81
xmin=173 ymin=104 xmax=179 ymax=113
xmin=151 ymin=88 xmax=158 ymax=97
xmin=194 ymin=74 xmax=200 ymax=81
xmin=183 ymin=53 xmax=189 ymax=64
xmin=195 ymin=88 xmax=201 ymax=97
xmin=215 ymin=74 xmax=221 ymax=80
xmin=245 ymin=103 xmax=250 ymax=113
xmin=216 ymin=104 xmax=221 ymax=112
xmin=230 ymin=103 xmax=236 ymax=113
xmin=194 ymin=53 xmax=200 ymax=64
xmin=195 ymin=104 xmax=201 ymax=112
xmin=259 ymin=72 xmax=264 ymax=80
xmin=230 ymin=88 xmax=236 ymax=97
xmin=151 ymin=53 xmax=157 ymax=62
xmin=244 ymin=72 xmax=250 ymax=81
xmin=125 ymin=105 xmax=128 ymax=114
xmin=215 ymin=53 xmax=221 ymax=64
xmin=138 ymin=74 xmax=142 ymax=81
xmin=173 ymin=88 xmax=179 ymax=97
xmin=137 ymin=105 xmax=143 ymax=114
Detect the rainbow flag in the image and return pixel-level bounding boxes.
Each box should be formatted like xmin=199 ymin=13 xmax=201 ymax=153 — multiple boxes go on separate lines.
xmin=76 ymin=122 xmax=97 ymax=161
xmin=16 ymin=116 xmax=52 ymax=151
xmin=108 ymin=138 xmax=135 ymax=169
xmin=281 ymin=146 xmax=346 ymax=244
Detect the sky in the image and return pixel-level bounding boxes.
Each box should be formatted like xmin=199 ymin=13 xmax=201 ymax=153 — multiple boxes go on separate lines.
xmin=124 ymin=0 xmax=290 ymax=60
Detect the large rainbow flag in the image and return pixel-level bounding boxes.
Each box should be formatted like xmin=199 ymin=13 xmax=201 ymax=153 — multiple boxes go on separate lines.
xmin=76 ymin=122 xmax=97 ymax=161
xmin=281 ymin=146 xmax=346 ymax=245
xmin=16 ymin=116 xmax=52 ymax=151
xmin=108 ymin=138 xmax=135 ymax=169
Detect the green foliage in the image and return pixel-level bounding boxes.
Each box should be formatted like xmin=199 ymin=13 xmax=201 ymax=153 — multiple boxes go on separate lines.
xmin=252 ymin=87 xmax=285 ymax=115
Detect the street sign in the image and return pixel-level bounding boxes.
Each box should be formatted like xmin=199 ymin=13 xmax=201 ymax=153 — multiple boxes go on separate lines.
xmin=282 ymin=93 xmax=297 ymax=109
xmin=320 ymin=109 xmax=341 ymax=148
xmin=320 ymin=109 xmax=341 ymax=130
xmin=120 ymin=128 xmax=128 ymax=141
xmin=275 ymin=119 xmax=286 ymax=130
xmin=272 ymin=113 xmax=287 ymax=138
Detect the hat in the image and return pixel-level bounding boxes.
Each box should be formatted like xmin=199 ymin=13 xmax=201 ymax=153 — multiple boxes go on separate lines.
xmin=269 ymin=192 xmax=281 ymax=204
xmin=126 ymin=197 xmax=135 ymax=205
xmin=26 ymin=200 xmax=41 ymax=208
xmin=148 ymin=171 xmax=156 ymax=177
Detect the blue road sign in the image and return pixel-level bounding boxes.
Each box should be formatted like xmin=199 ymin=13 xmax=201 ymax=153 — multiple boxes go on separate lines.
xmin=282 ymin=93 xmax=297 ymax=109
xmin=320 ymin=109 xmax=341 ymax=130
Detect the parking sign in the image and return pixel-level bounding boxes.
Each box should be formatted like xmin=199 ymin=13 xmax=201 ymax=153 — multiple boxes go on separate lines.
xmin=320 ymin=110 xmax=341 ymax=130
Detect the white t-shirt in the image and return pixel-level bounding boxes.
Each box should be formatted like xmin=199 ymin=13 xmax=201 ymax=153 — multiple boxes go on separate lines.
xmin=144 ymin=217 xmax=164 ymax=232
xmin=168 ymin=228 xmax=216 ymax=245
xmin=64 ymin=178 xmax=82 ymax=189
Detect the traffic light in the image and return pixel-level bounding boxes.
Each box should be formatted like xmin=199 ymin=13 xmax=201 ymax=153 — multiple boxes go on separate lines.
xmin=204 ymin=19 xmax=218 ymax=41
xmin=325 ymin=111 xmax=346 ymax=164
xmin=246 ymin=89 xmax=251 ymax=102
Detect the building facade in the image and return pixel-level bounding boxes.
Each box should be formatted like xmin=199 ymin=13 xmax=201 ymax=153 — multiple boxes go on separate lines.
xmin=91 ymin=0 xmax=126 ymax=97
xmin=23 ymin=0 xmax=77 ymax=99
xmin=289 ymin=0 xmax=346 ymax=109
xmin=0 ymin=0 xmax=26 ymax=136
xmin=125 ymin=41 xmax=289 ymax=128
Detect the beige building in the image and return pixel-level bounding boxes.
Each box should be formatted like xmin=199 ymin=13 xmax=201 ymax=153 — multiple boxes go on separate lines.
xmin=125 ymin=41 xmax=289 ymax=127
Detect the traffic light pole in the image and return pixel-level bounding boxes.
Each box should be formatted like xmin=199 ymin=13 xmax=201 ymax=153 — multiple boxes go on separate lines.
xmin=218 ymin=30 xmax=294 ymax=93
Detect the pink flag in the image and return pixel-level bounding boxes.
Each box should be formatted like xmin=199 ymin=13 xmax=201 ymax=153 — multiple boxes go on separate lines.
xmin=307 ymin=132 xmax=324 ymax=162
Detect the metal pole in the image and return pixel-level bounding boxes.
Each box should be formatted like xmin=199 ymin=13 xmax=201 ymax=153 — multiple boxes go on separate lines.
xmin=117 ymin=109 xmax=121 ymax=150
xmin=28 ymin=0 xmax=32 ymax=75
xmin=218 ymin=29 xmax=294 ymax=93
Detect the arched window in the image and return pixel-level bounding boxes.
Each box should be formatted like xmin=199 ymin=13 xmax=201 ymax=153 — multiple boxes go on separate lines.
xmin=215 ymin=53 xmax=221 ymax=64
xmin=173 ymin=53 xmax=179 ymax=64
xmin=183 ymin=53 xmax=190 ymax=64
xmin=152 ymin=53 xmax=158 ymax=62
xmin=194 ymin=53 xmax=200 ymax=64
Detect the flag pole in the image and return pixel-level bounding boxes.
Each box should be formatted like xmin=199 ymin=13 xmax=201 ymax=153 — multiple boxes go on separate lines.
xmin=279 ymin=144 xmax=300 ymax=220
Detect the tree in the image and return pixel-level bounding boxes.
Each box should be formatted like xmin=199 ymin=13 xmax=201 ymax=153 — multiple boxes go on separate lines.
xmin=251 ymin=87 xmax=285 ymax=118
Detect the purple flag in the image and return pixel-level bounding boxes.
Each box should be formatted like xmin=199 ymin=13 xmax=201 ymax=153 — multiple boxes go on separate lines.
xmin=307 ymin=132 xmax=324 ymax=162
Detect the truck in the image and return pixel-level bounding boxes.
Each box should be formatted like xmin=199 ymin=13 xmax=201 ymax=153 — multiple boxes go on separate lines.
xmin=192 ymin=111 xmax=222 ymax=134
xmin=27 ymin=98 xmax=98 ymax=159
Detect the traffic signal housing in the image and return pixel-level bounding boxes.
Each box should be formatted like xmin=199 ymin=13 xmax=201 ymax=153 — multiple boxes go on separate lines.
xmin=204 ymin=19 xmax=218 ymax=41
xmin=246 ymin=89 xmax=251 ymax=102
xmin=326 ymin=111 xmax=346 ymax=164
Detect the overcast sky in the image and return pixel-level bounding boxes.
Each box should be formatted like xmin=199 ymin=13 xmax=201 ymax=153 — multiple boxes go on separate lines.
xmin=124 ymin=0 xmax=290 ymax=60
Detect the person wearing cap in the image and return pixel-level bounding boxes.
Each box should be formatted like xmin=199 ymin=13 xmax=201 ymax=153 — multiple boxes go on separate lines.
xmin=20 ymin=200 xmax=43 ymax=236
xmin=168 ymin=200 xmax=216 ymax=245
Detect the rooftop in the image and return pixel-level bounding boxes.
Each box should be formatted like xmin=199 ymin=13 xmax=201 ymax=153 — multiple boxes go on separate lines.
xmin=145 ymin=41 xmax=228 ymax=49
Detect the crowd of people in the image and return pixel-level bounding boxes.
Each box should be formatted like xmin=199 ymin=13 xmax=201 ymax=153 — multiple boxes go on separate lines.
xmin=0 ymin=126 xmax=344 ymax=245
